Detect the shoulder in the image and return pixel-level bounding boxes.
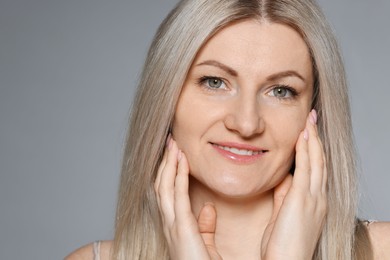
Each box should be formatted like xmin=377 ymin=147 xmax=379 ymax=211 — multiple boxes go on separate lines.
xmin=65 ymin=240 xmax=113 ymax=260
xmin=367 ymin=221 xmax=390 ymax=259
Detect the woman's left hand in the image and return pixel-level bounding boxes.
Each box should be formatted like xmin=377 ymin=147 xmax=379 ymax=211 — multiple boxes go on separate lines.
xmin=261 ymin=110 xmax=328 ymax=260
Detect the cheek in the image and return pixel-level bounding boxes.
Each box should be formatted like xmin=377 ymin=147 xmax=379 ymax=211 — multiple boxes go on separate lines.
xmin=172 ymin=92 xmax=205 ymax=154
xmin=266 ymin=109 xmax=307 ymax=149
xmin=172 ymin=89 xmax=224 ymax=141
xmin=172 ymin=105 xmax=192 ymax=151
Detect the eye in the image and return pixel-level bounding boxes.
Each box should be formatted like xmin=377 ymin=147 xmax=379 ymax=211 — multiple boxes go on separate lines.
xmin=208 ymin=78 xmax=223 ymax=89
xmin=273 ymin=87 xmax=289 ymax=97
xmin=268 ymin=85 xmax=297 ymax=99
xmin=198 ymin=76 xmax=227 ymax=90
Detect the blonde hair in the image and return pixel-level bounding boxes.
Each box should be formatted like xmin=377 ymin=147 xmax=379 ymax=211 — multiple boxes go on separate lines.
xmin=113 ymin=0 xmax=368 ymax=259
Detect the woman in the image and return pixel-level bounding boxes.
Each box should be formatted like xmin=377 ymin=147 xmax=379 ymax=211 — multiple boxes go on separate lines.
xmin=67 ymin=0 xmax=390 ymax=259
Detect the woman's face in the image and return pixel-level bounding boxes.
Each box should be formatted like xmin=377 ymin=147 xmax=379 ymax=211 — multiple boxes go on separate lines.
xmin=172 ymin=19 xmax=314 ymax=199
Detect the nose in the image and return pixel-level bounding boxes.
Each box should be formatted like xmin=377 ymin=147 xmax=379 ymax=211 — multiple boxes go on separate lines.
xmin=223 ymin=94 xmax=264 ymax=138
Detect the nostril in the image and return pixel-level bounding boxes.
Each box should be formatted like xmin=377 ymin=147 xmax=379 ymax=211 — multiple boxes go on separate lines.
xmin=223 ymin=110 xmax=264 ymax=138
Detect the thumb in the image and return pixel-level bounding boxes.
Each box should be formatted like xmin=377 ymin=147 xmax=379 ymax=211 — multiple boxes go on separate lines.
xmin=198 ymin=202 xmax=217 ymax=248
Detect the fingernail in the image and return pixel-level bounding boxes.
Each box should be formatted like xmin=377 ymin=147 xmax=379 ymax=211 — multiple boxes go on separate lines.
xmin=177 ymin=150 xmax=182 ymax=161
xmin=310 ymin=109 xmax=317 ymax=125
xmin=303 ymin=128 xmax=309 ymax=141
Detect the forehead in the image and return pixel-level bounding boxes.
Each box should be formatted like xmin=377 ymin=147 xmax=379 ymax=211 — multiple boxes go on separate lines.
xmin=192 ymin=19 xmax=313 ymax=80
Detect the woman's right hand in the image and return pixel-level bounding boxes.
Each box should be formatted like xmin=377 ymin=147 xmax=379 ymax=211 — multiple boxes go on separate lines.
xmin=154 ymin=137 xmax=222 ymax=260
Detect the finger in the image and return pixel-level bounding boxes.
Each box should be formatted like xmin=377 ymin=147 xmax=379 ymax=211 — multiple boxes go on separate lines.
xmin=174 ymin=151 xmax=193 ymax=223
xmin=154 ymin=136 xmax=171 ymax=193
xmin=292 ymin=127 xmax=310 ymax=190
xmin=262 ymin=174 xmax=292 ymax=255
xmin=198 ymin=203 xmax=218 ymax=249
xmin=306 ymin=110 xmax=325 ymax=195
xmin=271 ymin=174 xmax=293 ymax=224
xmin=158 ymin=140 xmax=179 ymax=223
xmin=315 ymin=125 xmax=328 ymax=194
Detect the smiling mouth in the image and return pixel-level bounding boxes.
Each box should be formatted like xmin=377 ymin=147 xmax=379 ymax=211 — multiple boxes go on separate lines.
xmin=211 ymin=143 xmax=268 ymax=156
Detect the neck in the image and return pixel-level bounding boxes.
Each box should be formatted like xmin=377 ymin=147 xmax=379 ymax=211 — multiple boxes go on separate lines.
xmin=189 ymin=177 xmax=274 ymax=260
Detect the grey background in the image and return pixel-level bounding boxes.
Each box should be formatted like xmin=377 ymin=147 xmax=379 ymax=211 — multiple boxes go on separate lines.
xmin=0 ymin=0 xmax=389 ymax=259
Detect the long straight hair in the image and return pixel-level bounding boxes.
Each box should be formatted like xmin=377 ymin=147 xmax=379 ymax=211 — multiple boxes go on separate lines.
xmin=113 ymin=0 xmax=365 ymax=259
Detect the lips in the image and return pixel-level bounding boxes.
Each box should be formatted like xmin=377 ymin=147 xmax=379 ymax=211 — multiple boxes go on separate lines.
xmin=214 ymin=144 xmax=264 ymax=156
xmin=210 ymin=142 xmax=268 ymax=163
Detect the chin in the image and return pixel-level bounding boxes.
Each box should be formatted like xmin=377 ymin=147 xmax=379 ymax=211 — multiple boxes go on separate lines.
xmin=189 ymin=172 xmax=271 ymax=201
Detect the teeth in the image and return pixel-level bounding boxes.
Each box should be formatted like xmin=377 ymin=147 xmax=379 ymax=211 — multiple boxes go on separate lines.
xmin=217 ymin=145 xmax=262 ymax=156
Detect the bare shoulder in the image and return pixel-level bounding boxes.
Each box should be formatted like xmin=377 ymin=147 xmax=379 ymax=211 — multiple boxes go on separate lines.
xmin=367 ymin=221 xmax=390 ymax=259
xmin=65 ymin=240 xmax=113 ymax=260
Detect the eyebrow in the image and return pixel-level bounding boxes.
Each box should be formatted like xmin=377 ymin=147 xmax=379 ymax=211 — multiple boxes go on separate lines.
xmin=196 ymin=60 xmax=238 ymax=77
xmin=266 ymin=70 xmax=306 ymax=83
xmin=196 ymin=59 xmax=306 ymax=83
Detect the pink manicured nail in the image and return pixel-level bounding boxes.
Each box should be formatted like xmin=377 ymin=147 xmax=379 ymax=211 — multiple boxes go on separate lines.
xmin=303 ymin=129 xmax=309 ymax=140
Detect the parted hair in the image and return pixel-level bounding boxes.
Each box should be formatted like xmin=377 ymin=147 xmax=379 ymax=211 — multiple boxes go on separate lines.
xmin=113 ymin=0 xmax=371 ymax=259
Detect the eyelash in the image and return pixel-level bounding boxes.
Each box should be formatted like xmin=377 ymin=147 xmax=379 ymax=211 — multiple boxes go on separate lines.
xmin=196 ymin=76 xmax=299 ymax=99
xmin=269 ymin=85 xmax=299 ymax=100
xmin=197 ymin=76 xmax=227 ymax=91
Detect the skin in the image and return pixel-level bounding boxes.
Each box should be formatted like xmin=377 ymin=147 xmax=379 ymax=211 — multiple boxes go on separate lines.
xmin=157 ymin=20 xmax=324 ymax=260
xmin=65 ymin=19 xmax=390 ymax=260
xmin=173 ymin=19 xmax=314 ymax=201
